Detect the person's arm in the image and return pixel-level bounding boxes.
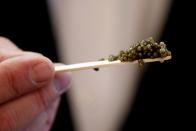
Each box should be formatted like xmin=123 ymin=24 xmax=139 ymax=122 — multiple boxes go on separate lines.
xmin=0 ymin=37 xmax=71 ymax=131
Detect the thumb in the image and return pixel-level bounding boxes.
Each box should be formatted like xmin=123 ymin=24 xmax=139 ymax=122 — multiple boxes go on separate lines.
xmin=0 ymin=52 xmax=55 ymax=104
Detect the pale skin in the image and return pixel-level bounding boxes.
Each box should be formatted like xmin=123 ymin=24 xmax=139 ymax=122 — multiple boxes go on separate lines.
xmin=0 ymin=37 xmax=71 ymax=131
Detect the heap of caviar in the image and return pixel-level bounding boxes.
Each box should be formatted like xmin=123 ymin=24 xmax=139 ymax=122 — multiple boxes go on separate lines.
xmin=106 ymin=37 xmax=171 ymax=62
xmin=107 ymin=37 xmax=171 ymax=62
xmin=94 ymin=37 xmax=171 ymax=70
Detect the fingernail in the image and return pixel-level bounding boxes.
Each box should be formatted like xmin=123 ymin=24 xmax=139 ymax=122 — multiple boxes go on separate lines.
xmin=30 ymin=62 xmax=54 ymax=84
xmin=53 ymin=73 xmax=71 ymax=94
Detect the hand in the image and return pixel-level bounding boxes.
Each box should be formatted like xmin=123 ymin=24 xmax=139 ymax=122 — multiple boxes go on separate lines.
xmin=0 ymin=37 xmax=71 ymax=131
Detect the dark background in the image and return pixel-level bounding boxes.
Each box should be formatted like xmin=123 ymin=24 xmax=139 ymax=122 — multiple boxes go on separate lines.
xmin=121 ymin=0 xmax=195 ymax=130
xmin=0 ymin=0 xmax=194 ymax=130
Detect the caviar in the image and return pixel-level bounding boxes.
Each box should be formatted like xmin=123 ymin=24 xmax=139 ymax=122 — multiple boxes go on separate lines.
xmin=94 ymin=37 xmax=171 ymax=70
xmin=105 ymin=37 xmax=171 ymax=62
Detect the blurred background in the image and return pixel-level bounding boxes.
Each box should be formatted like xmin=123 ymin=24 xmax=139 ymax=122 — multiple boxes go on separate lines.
xmin=48 ymin=0 xmax=171 ymax=131
xmin=0 ymin=0 xmax=194 ymax=130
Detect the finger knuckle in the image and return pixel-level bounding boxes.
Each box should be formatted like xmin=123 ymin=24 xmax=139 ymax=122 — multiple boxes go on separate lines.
xmin=0 ymin=54 xmax=6 ymax=61
xmin=0 ymin=111 xmax=15 ymax=131
xmin=0 ymin=37 xmax=20 ymax=51
xmin=0 ymin=37 xmax=11 ymax=44
xmin=0 ymin=66 xmax=21 ymax=104
xmin=3 ymin=67 xmax=21 ymax=97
